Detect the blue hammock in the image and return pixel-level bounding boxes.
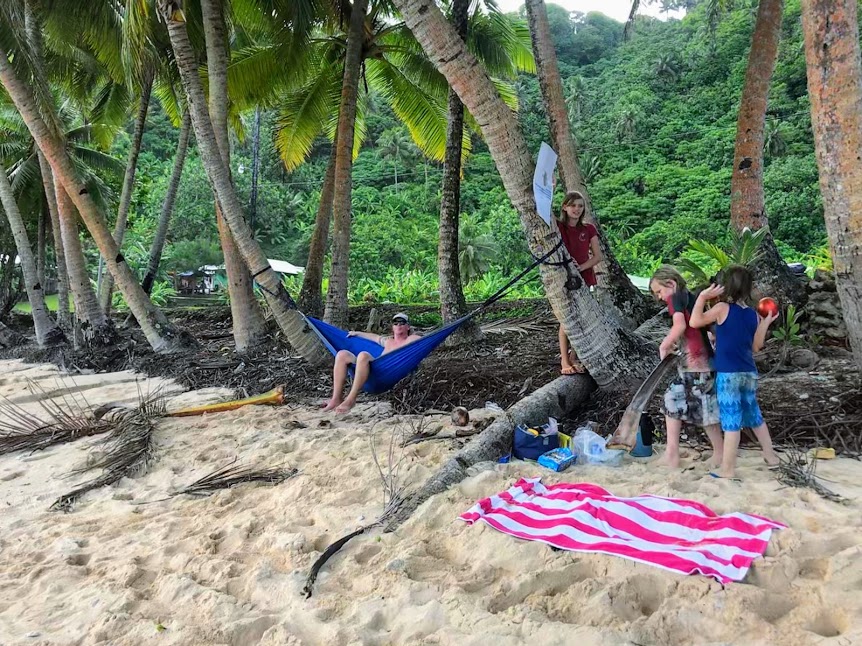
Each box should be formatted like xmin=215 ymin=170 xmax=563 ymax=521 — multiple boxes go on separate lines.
xmin=297 ymin=242 xmax=564 ymax=394
xmin=304 ymin=315 xmax=471 ymax=394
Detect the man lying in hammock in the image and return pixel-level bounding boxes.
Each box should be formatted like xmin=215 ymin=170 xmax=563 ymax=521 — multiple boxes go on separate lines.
xmin=322 ymin=312 xmax=422 ymax=413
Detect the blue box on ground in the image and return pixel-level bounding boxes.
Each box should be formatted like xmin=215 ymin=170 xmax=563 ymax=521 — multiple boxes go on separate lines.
xmin=538 ymin=447 xmax=576 ymax=472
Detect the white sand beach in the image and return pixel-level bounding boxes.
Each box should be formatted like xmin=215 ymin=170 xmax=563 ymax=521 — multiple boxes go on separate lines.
xmin=1 ymin=358 xmax=861 ymax=646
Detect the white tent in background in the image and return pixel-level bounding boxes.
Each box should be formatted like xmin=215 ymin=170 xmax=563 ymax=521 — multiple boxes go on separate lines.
xmin=267 ymin=258 xmax=304 ymax=276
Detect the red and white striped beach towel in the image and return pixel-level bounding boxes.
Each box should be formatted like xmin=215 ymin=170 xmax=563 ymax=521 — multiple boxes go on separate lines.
xmin=459 ymin=477 xmax=785 ymax=584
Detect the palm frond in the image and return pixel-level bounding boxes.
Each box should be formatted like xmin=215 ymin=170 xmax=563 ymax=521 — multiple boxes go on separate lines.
xmin=172 ymin=460 xmax=298 ymax=497
xmin=274 ymin=68 xmax=341 ymax=171
xmin=687 ymin=239 xmax=731 ymax=267
xmin=677 ymin=257 xmax=712 ymax=288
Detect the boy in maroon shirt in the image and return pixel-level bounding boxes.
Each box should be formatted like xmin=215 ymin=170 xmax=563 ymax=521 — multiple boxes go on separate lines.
xmin=557 ymin=191 xmax=603 ymax=374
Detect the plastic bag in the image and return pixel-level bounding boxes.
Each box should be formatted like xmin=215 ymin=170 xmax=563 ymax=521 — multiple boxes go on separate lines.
xmin=572 ymin=424 xmax=624 ymax=466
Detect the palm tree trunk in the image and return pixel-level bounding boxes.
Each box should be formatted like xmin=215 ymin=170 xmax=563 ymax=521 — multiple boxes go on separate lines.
xmin=297 ymin=138 xmax=338 ymax=317
xmin=0 ymin=166 xmax=64 ymax=347
xmin=36 ymin=202 xmax=46 ymax=285
xmin=801 ymin=0 xmax=862 ymax=369
xmin=0 ymin=48 xmax=183 ymax=353
xmin=391 ymin=0 xmax=655 ymax=387
xmin=53 ymin=178 xmax=115 ymax=344
xmin=524 ymin=0 xmax=653 ymax=327
xmin=731 ymin=0 xmax=805 ymax=306
xmin=142 ymin=110 xmax=191 ymax=295
xmin=37 ymin=154 xmax=71 ymax=330
xmin=437 ymin=0 xmax=480 ymax=343
xmin=201 ymin=0 xmax=267 ymax=353
xmin=98 ymin=71 xmax=153 ymax=312
xmin=249 ymin=107 xmax=261 ymax=231
xmin=324 ymin=0 xmax=369 ymax=328
xmin=161 ymin=5 xmax=328 ymax=365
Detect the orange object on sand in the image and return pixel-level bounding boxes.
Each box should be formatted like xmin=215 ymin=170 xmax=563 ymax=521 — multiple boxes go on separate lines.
xmin=168 ymin=385 xmax=285 ymax=417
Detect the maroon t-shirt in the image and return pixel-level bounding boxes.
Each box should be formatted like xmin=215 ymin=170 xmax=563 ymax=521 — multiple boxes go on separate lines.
xmin=668 ymin=290 xmax=713 ymax=372
xmin=557 ymin=221 xmax=598 ymax=286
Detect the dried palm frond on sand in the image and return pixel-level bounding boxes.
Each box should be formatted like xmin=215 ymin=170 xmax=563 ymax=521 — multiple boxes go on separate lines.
xmin=172 ymin=460 xmax=298 ymax=497
xmin=774 ymin=444 xmax=848 ymax=504
xmin=49 ymin=384 xmax=171 ymax=512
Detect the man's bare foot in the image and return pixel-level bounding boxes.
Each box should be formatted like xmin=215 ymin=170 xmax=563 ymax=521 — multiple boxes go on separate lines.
xmin=763 ymin=452 xmax=780 ymax=468
xmin=707 ymin=454 xmax=722 ymax=469
xmin=335 ymin=399 xmax=356 ymax=414
xmin=656 ymin=451 xmax=681 ymax=468
xmin=321 ymin=398 xmax=342 ymax=412
xmin=709 ymin=470 xmax=740 ymax=481
xmin=560 ymin=363 xmax=583 ymax=375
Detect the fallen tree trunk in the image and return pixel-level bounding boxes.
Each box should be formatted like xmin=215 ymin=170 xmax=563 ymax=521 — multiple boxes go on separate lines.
xmin=384 ymin=372 xmax=596 ymax=532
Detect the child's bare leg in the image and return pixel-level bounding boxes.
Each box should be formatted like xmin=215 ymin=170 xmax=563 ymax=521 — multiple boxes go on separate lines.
xmin=559 ymin=325 xmax=578 ymax=374
xmin=716 ymin=431 xmax=740 ymax=478
xmin=751 ymin=422 xmax=779 ymax=466
xmin=658 ymin=416 xmax=682 ymax=468
xmin=704 ymin=424 xmax=724 ymax=467
xmin=336 ymin=351 xmax=373 ymax=414
xmin=323 ymin=350 xmax=354 ymax=411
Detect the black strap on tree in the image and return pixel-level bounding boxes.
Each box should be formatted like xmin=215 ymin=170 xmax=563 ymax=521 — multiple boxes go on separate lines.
xmin=528 ymin=237 xmax=582 ymax=292
xmin=250 ymin=264 xmax=297 ymax=307
xmin=469 ymin=238 xmax=571 ymax=316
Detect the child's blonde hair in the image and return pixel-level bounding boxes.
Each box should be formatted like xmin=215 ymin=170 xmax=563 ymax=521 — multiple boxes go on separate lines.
xmin=650 ymin=265 xmax=687 ymax=292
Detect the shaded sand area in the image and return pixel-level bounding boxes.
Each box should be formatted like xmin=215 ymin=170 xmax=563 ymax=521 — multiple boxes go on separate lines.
xmin=1 ymin=359 xmax=861 ymax=645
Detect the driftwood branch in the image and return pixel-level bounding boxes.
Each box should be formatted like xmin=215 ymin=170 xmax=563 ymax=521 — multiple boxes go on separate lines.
xmin=384 ymin=373 xmax=596 ymax=532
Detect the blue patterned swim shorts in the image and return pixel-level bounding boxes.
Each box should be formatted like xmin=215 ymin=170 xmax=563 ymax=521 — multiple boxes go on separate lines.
xmin=716 ymin=372 xmax=764 ymax=432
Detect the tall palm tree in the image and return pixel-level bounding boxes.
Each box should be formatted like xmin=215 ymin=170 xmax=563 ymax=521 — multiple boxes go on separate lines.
xmin=730 ymin=0 xmax=805 ymax=305
xmin=324 ymin=0 xmax=369 ymax=327
xmin=141 ymin=109 xmax=192 ymax=294
xmin=0 ymin=94 xmax=122 ymax=340
xmin=160 ymin=0 xmax=329 ymax=365
xmin=379 ymin=127 xmax=415 ymax=190
xmin=523 ymin=0 xmax=654 ymax=326
xmin=764 ymin=119 xmax=787 ymax=158
xmin=0 ymin=164 xmax=65 ymax=346
xmin=0 ymin=44 xmax=183 ymax=352
xmin=201 ymin=0 xmax=268 ymax=352
xmin=801 ymin=0 xmax=862 ymax=368
xmin=391 ymin=0 xmax=655 ymax=387
xmin=437 ymin=0 xmax=532 ymax=340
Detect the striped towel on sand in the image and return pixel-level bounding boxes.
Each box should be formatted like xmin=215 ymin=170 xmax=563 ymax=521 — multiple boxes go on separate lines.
xmin=459 ymin=477 xmax=785 ymax=584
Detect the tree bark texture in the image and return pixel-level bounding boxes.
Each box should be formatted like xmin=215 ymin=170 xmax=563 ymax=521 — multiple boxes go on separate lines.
xmin=98 ymin=71 xmax=153 ymax=312
xmin=385 ymin=373 xmax=596 ymax=532
xmin=36 ymin=202 xmax=46 ymax=286
xmin=0 ymin=48 xmax=180 ymax=352
xmin=37 ymin=155 xmax=71 ymax=330
xmin=142 ymin=110 xmax=191 ymax=294
xmin=437 ymin=0 xmax=482 ymax=344
xmin=730 ymin=0 xmax=806 ymax=306
xmin=201 ymin=0 xmax=268 ymax=352
xmin=324 ymin=0 xmax=369 ymax=328
xmin=390 ymin=0 xmax=656 ymax=387
xmin=801 ymin=0 xmax=862 ymax=368
xmin=162 ymin=8 xmax=329 ymax=365
xmin=0 ymin=167 xmax=64 ymax=347
xmin=523 ymin=0 xmax=654 ymax=327
xmin=53 ymin=179 xmax=115 ymax=345
xmin=297 ymin=138 xmax=338 ymax=317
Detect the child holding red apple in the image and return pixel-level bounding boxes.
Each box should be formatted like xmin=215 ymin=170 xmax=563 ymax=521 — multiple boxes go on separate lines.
xmin=689 ymin=265 xmax=780 ymax=479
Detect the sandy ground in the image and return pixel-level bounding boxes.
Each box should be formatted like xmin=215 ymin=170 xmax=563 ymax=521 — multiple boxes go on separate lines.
xmin=1 ymin=358 xmax=861 ymax=646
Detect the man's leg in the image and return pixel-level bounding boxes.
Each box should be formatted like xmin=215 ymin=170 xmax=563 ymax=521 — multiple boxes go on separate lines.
xmin=323 ymin=350 xmax=355 ymax=411
xmin=752 ymin=422 xmax=779 ymax=466
xmin=336 ymin=351 xmax=373 ymax=413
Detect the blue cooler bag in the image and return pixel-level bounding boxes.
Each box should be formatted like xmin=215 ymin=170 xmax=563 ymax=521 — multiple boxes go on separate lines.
xmin=513 ymin=424 xmax=559 ymax=460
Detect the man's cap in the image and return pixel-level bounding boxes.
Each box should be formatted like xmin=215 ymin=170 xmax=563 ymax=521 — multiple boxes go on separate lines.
xmin=392 ymin=312 xmax=409 ymax=323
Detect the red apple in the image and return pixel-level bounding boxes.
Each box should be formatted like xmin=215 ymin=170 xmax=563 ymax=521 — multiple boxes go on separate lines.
xmin=757 ymin=297 xmax=779 ymax=318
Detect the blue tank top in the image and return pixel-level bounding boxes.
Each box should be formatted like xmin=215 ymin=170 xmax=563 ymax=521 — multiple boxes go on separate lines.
xmin=714 ymin=303 xmax=758 ymax=373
